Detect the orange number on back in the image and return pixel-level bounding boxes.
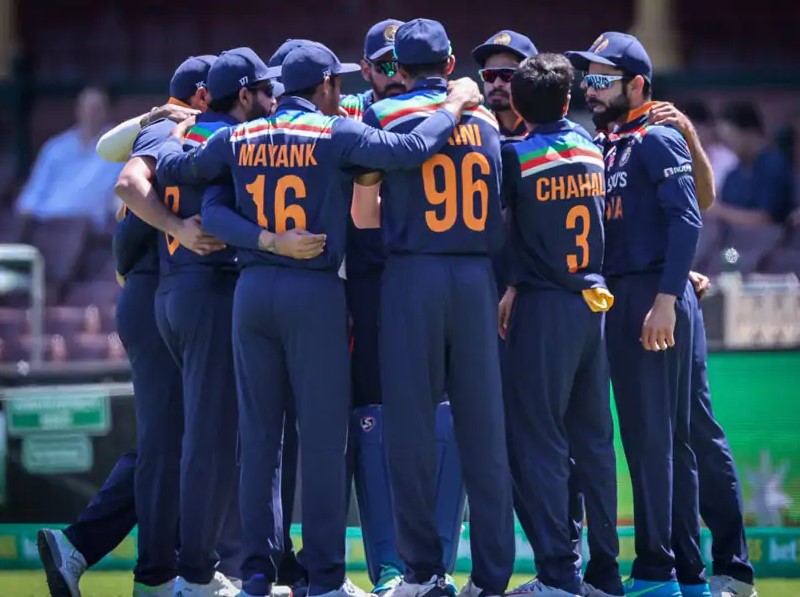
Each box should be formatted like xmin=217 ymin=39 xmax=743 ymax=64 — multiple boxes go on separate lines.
xmin=566 ymin=204 xmax=590 ymax=272
xmin=163 ymin=186 xmax=180 ymax=256
xmin=247 ymin=174 xmax=308 ymax=232
xmin=422 ymin=152 xmax=489 ymax=233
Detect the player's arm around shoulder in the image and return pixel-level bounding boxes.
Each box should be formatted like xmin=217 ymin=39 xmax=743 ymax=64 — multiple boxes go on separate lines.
xmin=155 ymin=121 xmax=232 ymax=187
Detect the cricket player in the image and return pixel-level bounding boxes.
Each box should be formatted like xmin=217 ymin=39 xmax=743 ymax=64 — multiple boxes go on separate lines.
xmin=566 ymin=33 xmax=708 ymax=597
xmin=340 ymin=20 xmax=465 ymax=594
xmin=496 ymin=53 xmax=619 ymax=597
xmin=155 ymin=39 xmax=480 ymax=597
xmin=361 ymin=19 xmax=515 ymax=597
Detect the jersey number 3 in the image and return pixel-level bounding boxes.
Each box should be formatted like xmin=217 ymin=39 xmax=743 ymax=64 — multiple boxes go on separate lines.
xmin=566 ymin=204 xmax=590 ymax=273
xmin=422 ymin=152 xmax=489 ymax=233
xmin=247 ymin=174 xmax=307 ymax=233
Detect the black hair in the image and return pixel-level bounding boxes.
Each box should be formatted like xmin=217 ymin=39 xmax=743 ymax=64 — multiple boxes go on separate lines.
xmin=510 ymin=53 xmax=574 ymax=125
xmin=399 ymin=60 xmax=449 ymax=79
xmin=291 ymin=75 xmax=338 ymax=100
xmin=719 ymin=101 xmax=763 ymax=133
xmin=208 ymin=92 xmax=238 ymax=114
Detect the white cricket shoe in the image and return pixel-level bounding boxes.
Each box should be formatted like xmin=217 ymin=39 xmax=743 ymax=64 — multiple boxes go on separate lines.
xmin=709 ymin=575 xmax=757 ymax=597
xmin=175 ymin=571 xmax=241 ymax=596
xmin=310 ymin=578 xmax=377 ymax=597
xmin=456 ymin=577 xmax=501 ymax=597
xmin=507 ymin=578 xmax=580 ymax=597
xmin=37 ymin=528 xmax=86 ymax=597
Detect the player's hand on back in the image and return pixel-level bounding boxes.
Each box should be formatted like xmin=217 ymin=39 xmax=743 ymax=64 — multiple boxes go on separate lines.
xmin=175 ymin=214 xmax=227 ymax=255
xmin=647 ymin=102 xmax=694 ymax=138
xmin=146 ymin=103 xmax=200 ymax=126
xmin=688 ymin=270 xmax=711 ymax=298
xmin=498 ymin=286 xmax=517 ymax=340
xmin=641 ymin=293 xmax=677 ymax=351
xmin=260 ymin=228 xmax=327 ymax=259
xmin=445 ymin=77 xmax=484 ymax=110
xmin=170 ymin=114 xmax=198 ymax=141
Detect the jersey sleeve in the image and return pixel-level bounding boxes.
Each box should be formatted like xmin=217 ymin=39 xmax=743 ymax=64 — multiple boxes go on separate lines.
xmin=112 ymin=209 xmax=155 ymax=276
xmin=500 ymin=143 xmax=521 ymax=211
xmin=641 ymin=126 xmax=702 ymax=297
xmin=335 ymin=109 xmax=457 ymax=171
xmin=130 ymin=120 xmax=173 ymax=161
xmin=200 ymin=183 xmax=263 ymax=250
xmin=155 ymin=126 xmax=232 ymax=186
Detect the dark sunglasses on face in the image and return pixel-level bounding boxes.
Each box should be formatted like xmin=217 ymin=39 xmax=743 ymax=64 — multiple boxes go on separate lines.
xmin=370 ymin=60 xmax=399 ymax=77
xmin=581 ymin=73 xmax=628 ymax=90
xmin=478 ymin=67 xmax=517 ymax=84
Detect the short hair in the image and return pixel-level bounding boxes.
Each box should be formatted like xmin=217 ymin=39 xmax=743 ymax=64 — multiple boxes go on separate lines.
xmin=399 ymin=60 xmax=449 ymax=80
xmin=719 ymin=101 xmax=763 ymax=133
xmin=292 ymin=75 xmax=338 ymax=101
xmin=510 ymin=53 xmax=574 ymax=125
xmin=208 ymin=92 xmax=238 ymax=114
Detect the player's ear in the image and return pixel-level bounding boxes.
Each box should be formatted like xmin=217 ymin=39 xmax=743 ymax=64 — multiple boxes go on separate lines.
xmin=238 ymin=87 xmax=250 ymax=107
xmin=628 ymin=74 xmax=645 ymax=98
xmin=195 ymin=87 xmax=210 ymax=111
xmin=563 ymin=92 xmax=571 ymax=117
xmin=444 ymin=55 xmax=456 ymax=76
xmin=360 ymin=58 xmax=371 ymax=81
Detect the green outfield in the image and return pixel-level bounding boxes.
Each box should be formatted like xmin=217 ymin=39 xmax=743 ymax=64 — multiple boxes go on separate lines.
xmin=0 ymin=571 xmax=795 ymax=597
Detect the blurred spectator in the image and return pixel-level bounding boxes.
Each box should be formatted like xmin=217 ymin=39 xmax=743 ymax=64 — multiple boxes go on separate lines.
xmin=713 ymin=101 xmax=794 ymax=226
xmin=14 ymin=85 xmax=123 ymax=229
xmin=680 ymin=99 xmax=739 ymax=190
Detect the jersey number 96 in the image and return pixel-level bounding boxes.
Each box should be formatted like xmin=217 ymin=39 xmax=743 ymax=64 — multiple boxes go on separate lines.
xmin=422 ymin=152 xmax=489 ymax=233
xmin=247 ymin=174 xmax=307 ymax=233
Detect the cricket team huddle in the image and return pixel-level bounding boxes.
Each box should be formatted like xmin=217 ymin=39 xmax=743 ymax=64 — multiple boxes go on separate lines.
xmin=36 ymin=15 xmax=757 ymax=597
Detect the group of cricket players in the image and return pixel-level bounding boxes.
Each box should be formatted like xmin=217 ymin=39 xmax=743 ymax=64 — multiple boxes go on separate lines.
xmin=34 ymin=15 xmax=758 ymax=597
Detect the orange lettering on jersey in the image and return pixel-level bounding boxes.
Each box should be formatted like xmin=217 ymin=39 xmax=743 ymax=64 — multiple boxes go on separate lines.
xmin=551 ymin=176 xmax=565 ymax=199
xmin=606 ymin=196 xmax=623 ymax=221
xmin=290 ymin=144 xmax=305 ymax=168
xmin=578 ymin=173 xmax=592 ymax=196
xmin=304 ymin=144 xmax=318 ymax=166
xmin=254 ymin=144 xmax=267 ymax=167
xmin=459 ymin=124 xmax=476 ymax=146
xmin=614 ymin=195 xmax=623 ymax=219
xmin=268 ymin=144 xmax=279 ymax=165
xmin=474 ymin=124 xmax=482 ymax=146
xmin=536 ymin=177 xmax=550 ymax=201
xmin=239 ymin=144 xmax=255 ymax=166
xmin=448 ymin=126 xmax=463 ymax=146
xmin=275 ymin=145 xmax=289 ymax=168
xmin=566 ymin=175 xmax=579 ymax=199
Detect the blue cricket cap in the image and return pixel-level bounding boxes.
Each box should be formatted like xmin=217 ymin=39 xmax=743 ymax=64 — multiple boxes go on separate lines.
xmin=472 ymin=30 xmax=538 ymax=66
xmin=364 ymin=19 xmax=404 ymax=60
xmin=393 ymin=18 xmax=452 ymax=65
xmin=269 ymin=39 xmax=312 ymax=68
xmin=169 ymin=55 xmax=216 ymax=101
xmin=281 ymin=42 xmax=360 ymax=94
xmin=207 ymin=47 xmax=281 ymax=100
xmin=565 ymin=31 xmax=653 ymax=83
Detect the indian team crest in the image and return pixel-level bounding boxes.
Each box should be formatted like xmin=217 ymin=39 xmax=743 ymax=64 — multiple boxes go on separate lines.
xmin=618 ymin=145 xmax=632 ymax=167
xmin=360 ymin=416 xmax=376 ymax=432
xmin=591 ymin=35 xmax=609 ymax=54
xmin=493 ymin=32 xmax=512 ymax=45
xmin=384 ymin=24 xmax=399 ymax=42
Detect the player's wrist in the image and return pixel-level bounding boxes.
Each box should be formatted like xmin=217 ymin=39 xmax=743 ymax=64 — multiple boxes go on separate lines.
xmin=654 ymin=292 xmax=677 ymax=307
xmin=258 ymin=230 xmax=278 ymax=253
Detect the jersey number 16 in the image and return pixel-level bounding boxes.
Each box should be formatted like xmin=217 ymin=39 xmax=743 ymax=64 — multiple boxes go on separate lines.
xmin=247 ymin=174 xmax=308 ymax=233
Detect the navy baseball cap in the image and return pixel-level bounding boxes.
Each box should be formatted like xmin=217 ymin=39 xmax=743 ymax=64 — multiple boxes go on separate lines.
xmin=565 ymin=32 xmax=653 ymax=82
xmin=472 ymin=30 xmax=538 ymax=66
xmin=393 ymin=18 xmax=452 ymax=65
xmin=364 ymin=19 xmax=404 ymax=60
xmin=269 ymin=38 xmax=312 ymax=68
xmin=207 ymin=47 xmax=281 ymax=100
xmin=169 ymin=55 xmax=216 ymax=101
xmin=281 ymin=42 xmax=360 ymax=94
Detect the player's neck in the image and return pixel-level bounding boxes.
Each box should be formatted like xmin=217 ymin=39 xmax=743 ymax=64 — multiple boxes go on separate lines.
xmin=496 ymin=108 xmax=519 ymax=132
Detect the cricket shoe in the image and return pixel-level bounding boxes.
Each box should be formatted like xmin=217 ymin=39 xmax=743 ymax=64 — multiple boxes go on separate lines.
xmin=37 ymin=528 xmax=86 ymax=597
xmin=620 ymin=578 xmax=681 ymax=597
xmin=708 ymin=576 xmax=757 ymax=597
xmin=581 ymin=583 xmax=623 ymax=597
xmin=373 ymin=565 xmax=403 ymax=595
xmin=133 ymin=579 xmax=175 ymax=596
xmin=455 ymin=576 xmax=502 ymax=597
xmin=175 ymin=571 xmax=240 ymax=596
xmin=679 ymin=583 xmax=711 ymax=597
xmin=382 ymin=575 xmax=457 ymax=597
xmin=237 ymin=587 xmax=296 ymax=597
xmin=309 ymin=578 xmax=377 ymax=597
xmin=506 ymin=577 xmax=580 ymax=597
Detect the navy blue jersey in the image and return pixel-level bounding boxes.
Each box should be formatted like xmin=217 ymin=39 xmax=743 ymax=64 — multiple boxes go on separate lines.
xmin=499 ymin=114 xmax=527 ymax=144
xmin=157 ymin=111 xmax=238 ymax=287
xmin=112 ymin=119 xmax=175 ymax=276
xmin=363 ymin=78 xmax=504 ymax=256
xmin=156 ymin=95 xmax=457 ymax=272
xmin=602 ymin=103 xmax=702 ymax=296
xmin=502 ymin=118 xmax=607 ymax=293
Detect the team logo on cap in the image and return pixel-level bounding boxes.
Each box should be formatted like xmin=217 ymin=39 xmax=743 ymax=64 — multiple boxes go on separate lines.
xmin=619 ymin=145 xmax=632 ymax=167
xmin=493 ymin=32 xmax=512 ymax=45
xmin=239 ymin=76 xmax=249 ymax=86
xmin=360 ymin=416 xmax=375 ymax=432
xmin=384 ymin=24 xmax=399 ymax=42
xmin=196 ymin=81 xmax=206 ymax=89
xmin=591 ymin=35 xmax=609 ymax=54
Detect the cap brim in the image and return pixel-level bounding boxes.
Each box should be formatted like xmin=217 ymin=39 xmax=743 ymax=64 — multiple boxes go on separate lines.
xmin=564 ymin=51 xmax=617 ymax=71
xmin=271 ymin=80 xmax=286 ymax=98
xmin=472 ymin=44 xmax=527 ymax=66
xmin=334 ymin=63 xmax=362 ymax=75
xmin=367 ymin=45 xmax=394 ymax=61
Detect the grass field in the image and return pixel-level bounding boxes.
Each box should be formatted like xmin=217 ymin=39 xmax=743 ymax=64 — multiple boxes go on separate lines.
xmin=0 ymin=571 xmax=797 ymax=597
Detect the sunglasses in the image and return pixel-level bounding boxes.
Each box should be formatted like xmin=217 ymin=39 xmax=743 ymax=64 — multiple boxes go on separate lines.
xmin=478 ymin=67 xmax=517 ymax=84
xmin=370 ymin=60 xmax=399 ymax=77
xmin=581 ymin=74 xmax=627 ymax=90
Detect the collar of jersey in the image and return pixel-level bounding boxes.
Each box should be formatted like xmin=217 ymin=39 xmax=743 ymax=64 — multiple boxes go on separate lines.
xmin=615 ymin=100 xmax=659 ymax=133
xmin=529 ymin=118 xmax=573 ymax=137
xmin=197 ymin=110 xmax=240 ymax=126
xmin=279 ymin=96 xmax=321 ymax=114
xmin=411 ymin=77 xmax=447 ymax=92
